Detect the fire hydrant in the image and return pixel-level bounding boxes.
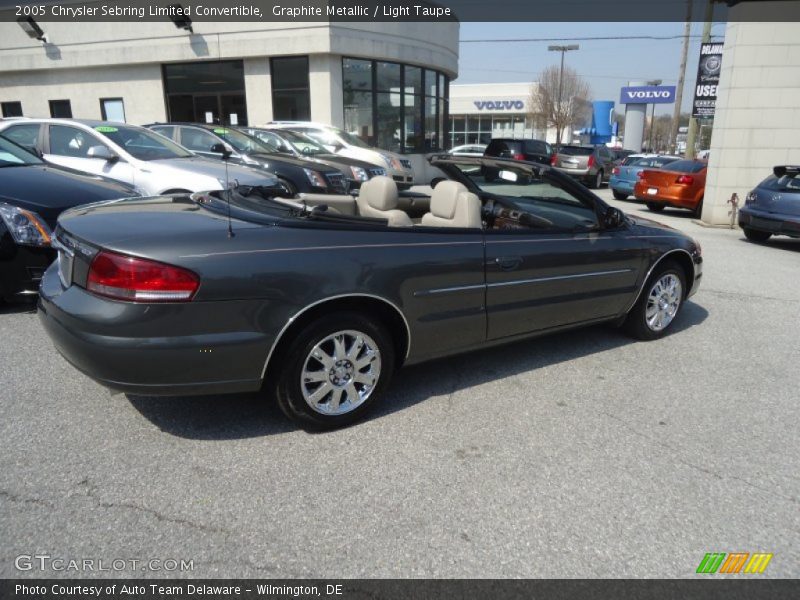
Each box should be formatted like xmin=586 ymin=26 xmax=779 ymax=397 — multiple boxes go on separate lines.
xmin=727 ymin=193 xmax=740 ymax=230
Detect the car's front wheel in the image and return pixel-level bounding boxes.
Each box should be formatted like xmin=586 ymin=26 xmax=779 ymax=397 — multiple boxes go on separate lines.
xmin=274 ymin=312 xmax=395 ymax=430
xmin=743 ymin=227 xmax=772 ymax=242
xmin=623 ymin=260 xmax=686 ymax=341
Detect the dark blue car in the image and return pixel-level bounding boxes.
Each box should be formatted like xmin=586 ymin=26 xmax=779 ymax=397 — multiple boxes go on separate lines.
xmin=739 ymin=166 xmax=800 ymax=242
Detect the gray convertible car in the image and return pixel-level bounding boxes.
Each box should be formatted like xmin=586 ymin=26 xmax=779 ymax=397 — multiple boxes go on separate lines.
xmin=38 ymin=157 xmax=703 ymax=429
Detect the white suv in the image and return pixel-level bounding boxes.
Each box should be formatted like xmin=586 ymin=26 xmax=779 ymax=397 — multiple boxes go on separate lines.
xmin=0 ymin=119 xmax=281 ymax=196
xmin=268 ymin=122 xmax=414 ymax=189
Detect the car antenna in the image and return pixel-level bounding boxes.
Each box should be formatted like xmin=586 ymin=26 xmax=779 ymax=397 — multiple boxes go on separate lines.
xmin=221 ymin=147 xmax=235 ymax=238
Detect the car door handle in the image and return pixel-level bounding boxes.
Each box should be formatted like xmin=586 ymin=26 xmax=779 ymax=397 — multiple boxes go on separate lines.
xmin=494 ymin=256 xmax=522 ymax=271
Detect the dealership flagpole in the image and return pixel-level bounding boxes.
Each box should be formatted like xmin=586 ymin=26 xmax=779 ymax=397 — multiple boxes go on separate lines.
xmin=684 ymin=0 xmax=715 ymax=158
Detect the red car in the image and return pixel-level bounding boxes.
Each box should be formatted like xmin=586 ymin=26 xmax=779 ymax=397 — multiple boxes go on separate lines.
xmin=634 ymin=159 xmax=707 ymax=217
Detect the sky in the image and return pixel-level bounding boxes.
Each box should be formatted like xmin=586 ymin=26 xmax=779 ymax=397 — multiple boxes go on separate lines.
xmin=456 ymin=21 xmax=727 ymax=117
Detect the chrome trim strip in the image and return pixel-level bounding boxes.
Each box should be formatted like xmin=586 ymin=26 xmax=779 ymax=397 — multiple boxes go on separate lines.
xmin=414 ymin=269 xmax=634 ymax=297
xmin=182 ymin=240 xmax=483 ymax=259
xmin=259 ymin=293 xmax=412 ymax=379
xmin=623 ymin=249 xmax=695 ymax=314
xmin=487 ymin=268 xmax=634 ymax=288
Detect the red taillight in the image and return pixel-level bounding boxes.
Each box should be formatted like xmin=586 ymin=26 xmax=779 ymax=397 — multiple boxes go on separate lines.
xmin=676 ymin=175 xmax=694 ymax=184
xmin=550 ymin=155 xmax=557 ymax=166
xmin=86 ymin=250 xmax=199 ymax=302
xmin=588 ymin=155 xmax=595 ymax=168
xmin=612 ymin=166 xmax=620 ymax=175
xmin=512 ymin=153 xmax=525 ymax=161
xmin=636 ymin=170 xmax=645 ymax=178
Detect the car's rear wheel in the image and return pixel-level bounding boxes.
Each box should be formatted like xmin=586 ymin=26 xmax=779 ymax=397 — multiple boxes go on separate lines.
xmin=743 ymin=227 xmax=772 ymax=242
xmin=612 ymin=190 xmax=628 ymax=200
xmin=273 ymin=312 xmax=395 ymax=430
xmin=646 ymin=202 xmax=665 ymax=212
xmin=623 ymin=260 xmax=686 ymax=341
xmin=693 ymin=197 xmax=704 ymax=218
xmin=591 ymin=170 xmax=603 ymax=189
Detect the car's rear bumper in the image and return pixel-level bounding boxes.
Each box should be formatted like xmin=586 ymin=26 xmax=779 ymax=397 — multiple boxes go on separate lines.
xmin=633 ymin=184 xmax=699 ymax=209
xmin=609 ymin=177 xmax=635 ymax=193
xmin=738 ymin=206 xmax=800 ymax=237
xmin=553 ymin=166 xmax=592 ymax=179
xmin=37 ymin=262 xmax=269 ymax=396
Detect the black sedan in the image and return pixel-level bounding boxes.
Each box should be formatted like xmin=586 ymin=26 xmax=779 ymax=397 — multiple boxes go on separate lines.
xmin=738 ymin=165 xmax=800 ymax=242
xmin=38 ymin=157 xmax=702 ymax=429
xmin=0 ymin=136 xmax=136 ymax=302
xmin=239 ymin=127 xmax=388 ymax=190
xmin=146 ymin=123 xmax=349 ymax=196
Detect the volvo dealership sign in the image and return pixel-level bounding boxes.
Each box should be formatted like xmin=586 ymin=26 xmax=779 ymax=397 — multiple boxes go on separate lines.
xmin=619 ymin=85 xmax=676 ymax=104
xmin=473 ymin=100 xmax=525 ymax=111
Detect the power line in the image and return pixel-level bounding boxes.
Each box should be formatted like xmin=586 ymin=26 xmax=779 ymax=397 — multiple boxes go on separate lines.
xmin=461 ymin=34 xmax=720 ymax=43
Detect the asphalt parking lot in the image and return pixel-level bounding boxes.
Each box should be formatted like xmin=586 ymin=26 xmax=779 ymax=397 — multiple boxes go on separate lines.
xmin=1 ymin=187 xmax=798 ymax=579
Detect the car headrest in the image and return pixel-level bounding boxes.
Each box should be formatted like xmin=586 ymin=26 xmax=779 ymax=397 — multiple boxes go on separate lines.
xmin=430 ymin=180 xmax=468 ymax=219
xmin=360 ymin=176 xmax=399 ymax=211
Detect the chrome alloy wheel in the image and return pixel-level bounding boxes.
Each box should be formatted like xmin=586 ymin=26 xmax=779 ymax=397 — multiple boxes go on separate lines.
xmin=645 ymin=273 xmax=683 ymax=332
xmin=300 ymin=330 xmax=381 ymax=415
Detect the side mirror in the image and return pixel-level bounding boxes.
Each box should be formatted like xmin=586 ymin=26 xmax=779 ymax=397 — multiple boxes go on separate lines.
xmin=87 ymin=145 xmax=118 ymax=162
xmin=210 ymin=143 xmax=233 ymax=154
xmin=498 ymin=170 xmax=519 ymax=183
xmin=603 ymin=206 xmax=626 ymax=229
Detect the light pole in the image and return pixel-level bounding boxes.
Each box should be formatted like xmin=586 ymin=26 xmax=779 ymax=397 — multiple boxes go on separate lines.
xmin=647 ymin=78 xmax=663 ymax=152
xmin=548 ymin=44 xmax=579 ymax=148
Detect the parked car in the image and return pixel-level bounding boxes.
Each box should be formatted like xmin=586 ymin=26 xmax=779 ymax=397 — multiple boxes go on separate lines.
xmin=146 ymin=123 xmax=349 ymax=196
xmin=481 ymin=138 xmax=554 ymax=181
xmin=449 ymin=144 xmax=487 ymax=157
xmin=38 ymin=155 xmax=702 ymax=430
xmin=738 ymin=165 xmax=800 ymax=242
xmin=550 ymin=145 xmax=616 ymax=189
xmin=634 ymin=159 xmax=707 ymax=217
xmin=239 ymin=126 xmax=387 ymax=190
xmin=268 ymin=122 xmax=415 ymax=189
xmin=610 ymin=148 xmax=636 ymax=166
xmin=609 ymin=155 xmax=682 ymax=200
xmin=0 ymin=119 xmax=283 ymax=196
xmin=0 ymin=135 xmax=136 ymax=302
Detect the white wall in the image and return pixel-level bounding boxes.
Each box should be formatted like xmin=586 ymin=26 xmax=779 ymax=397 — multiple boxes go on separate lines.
xmin=703 ymin=9 xmax=800 ymax=225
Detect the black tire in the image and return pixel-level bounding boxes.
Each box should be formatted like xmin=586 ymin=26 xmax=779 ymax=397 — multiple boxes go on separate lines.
xmin=646 ymin=202 xmax=665 ymax=213
xmin=612 ymin=190 xmax=629 ymax=200
xmin=161 ymin=188 xmax=192 ymax=195
xmin=743 ymin=227 xmax=772 ymax=242
xmin=693 ymin=198 xmax=704 ymax=219
xmin=277 ymin=177 xmax=298 ymax=197
xmin=273 ymin=311 xmax=395 ymax=430
xmin=623 ymin=259 xmax=686 ymax=341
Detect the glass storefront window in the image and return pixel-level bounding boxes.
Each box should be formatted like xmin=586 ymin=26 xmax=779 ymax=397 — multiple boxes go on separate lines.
xmin=343 ymin=57 xmax=448 ymax=153
xmin=163 ymin=60 xmax=247 ymax=125
xmin=271 ymin=56 xmax=310 ymax=121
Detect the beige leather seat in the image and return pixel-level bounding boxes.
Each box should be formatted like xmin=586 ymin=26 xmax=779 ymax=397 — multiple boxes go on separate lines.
xmin=356 ymin=176 xmax=413 ymax=227
xmin=420 ymin=181 xmax=482 ymax=228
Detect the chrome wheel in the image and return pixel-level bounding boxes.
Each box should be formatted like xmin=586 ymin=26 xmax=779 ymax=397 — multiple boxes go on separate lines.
xmin=300 ymin=329 xmax=381 ymax=416
xmin=595 ymin=171 xmax=602 ymax=189
xmin=645 ymin=273 xmax=682 ymax=332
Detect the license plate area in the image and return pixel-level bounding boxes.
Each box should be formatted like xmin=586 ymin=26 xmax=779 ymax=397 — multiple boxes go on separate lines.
xmin=57 ymin=249 xmax=74 ymax=288
xmin=647 ymin=187 xmax=658 ymax=195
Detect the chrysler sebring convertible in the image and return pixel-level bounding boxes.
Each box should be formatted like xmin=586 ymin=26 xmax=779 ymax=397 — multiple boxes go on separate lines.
xmin=38 ymin=157 xmax=702 ymax=429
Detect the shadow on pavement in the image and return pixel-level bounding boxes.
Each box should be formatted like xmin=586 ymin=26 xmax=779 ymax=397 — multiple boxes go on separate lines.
xmin=128 ymin=301 xmax=708 ymax=440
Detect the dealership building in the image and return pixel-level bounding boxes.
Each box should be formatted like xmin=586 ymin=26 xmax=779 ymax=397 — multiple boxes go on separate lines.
xmin=0 ymin=17 xmax=457 ymax=162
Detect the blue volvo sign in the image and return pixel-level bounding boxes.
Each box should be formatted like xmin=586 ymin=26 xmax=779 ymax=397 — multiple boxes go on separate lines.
xmin=619 ymin=85 xmax=677 ymax=104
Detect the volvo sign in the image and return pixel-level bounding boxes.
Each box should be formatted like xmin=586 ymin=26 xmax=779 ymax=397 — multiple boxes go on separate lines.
xmin=619 ymin=85 xmax=677 ymax=104
xmin=473 ymin=100 xmax=525 ymax=111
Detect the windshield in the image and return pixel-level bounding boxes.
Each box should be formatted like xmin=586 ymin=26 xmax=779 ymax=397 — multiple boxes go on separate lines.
xmin=212 ymin=127 xmax=274 ymax=154
xmin=558 ymin=146 xmax=593 ymax=156
xmin=664 ymin=159 xmax=706 ymax=173
xmin=760 ymin=173 xmax=800 ymax=192
xmin=95 ymin=125 xmax=193 ymax=160
xmin=278 ymin=130 xmax=329 ymax=156
xmin=631 ymin=157 xmax=679 ymax=168
xmin=0 ymin=135 xmax=43 ymax=167
xmin=299 ymin=127 xmax=371 ymax=149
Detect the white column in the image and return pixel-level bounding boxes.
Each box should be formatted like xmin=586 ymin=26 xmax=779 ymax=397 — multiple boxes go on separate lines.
xmin=243 ymin=57 xmax=272 ymax=126
xmin=308 ymin=54 xmax=343 ymax=127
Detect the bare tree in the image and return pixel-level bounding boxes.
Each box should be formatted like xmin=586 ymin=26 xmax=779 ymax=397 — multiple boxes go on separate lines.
xmin=529 ymin=64 xmax=591 ymax=147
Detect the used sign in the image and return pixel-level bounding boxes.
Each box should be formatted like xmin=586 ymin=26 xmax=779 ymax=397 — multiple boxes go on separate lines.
xmin=692 ymin=43 xmax=723 ymax=118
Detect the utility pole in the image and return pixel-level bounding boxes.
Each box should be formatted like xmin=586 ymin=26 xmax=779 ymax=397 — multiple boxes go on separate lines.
xmin=647 ymin=79 xmax=663 ymax=152
xmin=548 ymin=44 xmax=579 ymax=149
xmin=684 ymin=0 xmax=715 ymax=158
xmin=669 ymin=0 xmax=693 ymax=154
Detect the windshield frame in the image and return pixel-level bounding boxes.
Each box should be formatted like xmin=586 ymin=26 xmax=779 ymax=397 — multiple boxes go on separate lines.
xmin=96 ymin=125 xmax=194 ymax=161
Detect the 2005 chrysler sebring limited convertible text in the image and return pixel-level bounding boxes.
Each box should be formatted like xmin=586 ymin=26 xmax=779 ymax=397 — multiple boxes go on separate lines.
xmin=39 ymin=157 xmax=702 ymax=429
